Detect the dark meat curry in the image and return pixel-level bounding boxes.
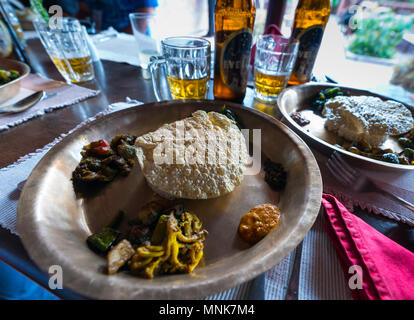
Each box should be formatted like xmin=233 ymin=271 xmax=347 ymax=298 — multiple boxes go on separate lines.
xmin=72 ymin=134 xmax=137 ymax=192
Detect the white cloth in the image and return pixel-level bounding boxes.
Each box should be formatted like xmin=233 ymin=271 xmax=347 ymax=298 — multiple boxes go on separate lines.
xmin=299 ymin=214 xmax=352 ymax=300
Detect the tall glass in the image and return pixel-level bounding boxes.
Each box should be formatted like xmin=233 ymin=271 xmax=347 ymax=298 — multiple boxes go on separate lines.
xmin=253 ymin=35 xmax=299 ymax=103
xmin=149 ymin=36 xmax=211 ymax=101
xmin=129 ymin=13 xmax=161 ymax=71
xmin=34 ymin=18 xmax=94 ymax=83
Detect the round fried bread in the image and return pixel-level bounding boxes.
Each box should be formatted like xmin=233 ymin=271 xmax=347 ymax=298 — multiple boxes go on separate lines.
xmin=135 ymin=110 xmax=248 ymax=199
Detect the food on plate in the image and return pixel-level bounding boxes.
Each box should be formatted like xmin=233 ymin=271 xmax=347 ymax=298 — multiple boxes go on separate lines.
xmin=238 ymin=204 xmax=281 ymax=245
xmin=86 ymin=211 xmax=124 ymax=254
xmin=86 ymin=195 xmax=208 ymax=279
xmin=310 ymin=86 xmax=345 ymax=114
xmin=129 ymin=211 xmax=207 ymax=279
xmin=398 ymin=129 xmax=414 ymax=164
xmin=72 ymin=134 xmax=137 ymax=192
xmin=290 ymin=111 xmax=310 ymax=126
xmin=220 ymin=106 xmax=244 ymax=129
xmin=87 ymin=227 xmax=121 ymax=254
xmin=398 ymin=137 xmax=413 ymax=149
xmin=0 ymin=68 xmax=20 ymax=85
xmin=127 ymin=195 xmax=176 ymax=229
xmin=335 ymin=137 xmax=414 ymax=165
xmin=263 ymin=158 xmax=287 ymax=191
xmin=127 ymin=194 xmax=181 ymax=246
xmin=401 ymin=127 xmax=414 ymax=141
xmin=135 ymin=110 xmax=248 ymax=199
xmin=107 ymin=239 xmax=135 ymax=275
xmin=323 ymin=96 xmax=413 ymax=146
xmin=305 ymin=88 xmax=414 ymax=165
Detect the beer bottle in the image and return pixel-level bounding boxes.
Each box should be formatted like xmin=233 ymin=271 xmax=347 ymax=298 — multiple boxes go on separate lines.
xmin=288 ymin=0 xmax=331 ymax=86
xmin=213 ymin=0 xmax=256 ymax=102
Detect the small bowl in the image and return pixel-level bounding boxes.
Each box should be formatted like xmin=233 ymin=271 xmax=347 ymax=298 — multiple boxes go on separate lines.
xmin=0 ymin=58 xmax=30 ymax=104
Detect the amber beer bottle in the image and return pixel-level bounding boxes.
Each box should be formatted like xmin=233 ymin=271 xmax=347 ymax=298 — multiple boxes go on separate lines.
xmin=213 ymin=0 xmax=256 ymax=102
xmin=288 ymin=0 xmax=331 ymax=86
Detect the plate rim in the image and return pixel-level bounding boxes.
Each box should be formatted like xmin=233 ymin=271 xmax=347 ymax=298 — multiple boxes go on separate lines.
xmin=17 ymin=100 xmax=322 ymax=299
xmin=278 ymin=82 xmax=414 ymax=171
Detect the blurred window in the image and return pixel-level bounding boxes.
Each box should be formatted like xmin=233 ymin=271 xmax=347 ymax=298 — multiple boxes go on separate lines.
xmin=155 ymin=0 xmax=209 ymax=36
xmin=254 ymin=0 xmax=270 ymax=37
xmin=154 ymin=0 xmax=275 ymax=38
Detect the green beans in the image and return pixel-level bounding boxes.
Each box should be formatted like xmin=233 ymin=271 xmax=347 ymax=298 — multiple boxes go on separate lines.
xmin=398 ymin=137 xmax=413 ymax=149
xmin=150 ymin=215 xmax=169 ymax=245
xmin=310 ymin=87 xmax=345 ymax=114
xmin=221 ymin=106 xmax=243 ymax=130
xmin=0 ymin=69 xmax=20 ymax=85
xmin=87 ymin=227 xmax=120 ymax=254
xmin=335 ymin=137 xmax=414 ymax=166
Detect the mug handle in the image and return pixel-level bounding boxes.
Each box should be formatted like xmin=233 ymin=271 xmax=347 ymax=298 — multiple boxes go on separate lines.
xmin=148 ymin=56 xmax=172 ymax=101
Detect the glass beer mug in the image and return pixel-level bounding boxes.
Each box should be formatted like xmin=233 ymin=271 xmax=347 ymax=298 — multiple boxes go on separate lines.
xmin=34 ymin=18 xmax=94 ymax=83
xmin=149 ymin=37 xmax=211 ymax=101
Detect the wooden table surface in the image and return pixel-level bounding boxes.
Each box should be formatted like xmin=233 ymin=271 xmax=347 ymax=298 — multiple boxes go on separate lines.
xmin=0 ymin=38 xmax=413 ymax=299
xmin=0 ymin=40 xmax=156 ymax=168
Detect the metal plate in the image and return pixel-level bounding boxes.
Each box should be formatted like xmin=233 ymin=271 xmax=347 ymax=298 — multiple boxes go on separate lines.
xmin=278 ymin=83 xmax=414 ymax=171
xmin=17 ymin=100 xmax=322 ymax=299
xmin=0 ymin=58 xmax=30 ymax=104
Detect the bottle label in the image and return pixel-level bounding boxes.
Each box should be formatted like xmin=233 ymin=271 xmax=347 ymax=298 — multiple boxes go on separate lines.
xmin=220 ymin=29 xmax=253 ymax=94
xmin=292 ymin=25 xmax=324 ymax=81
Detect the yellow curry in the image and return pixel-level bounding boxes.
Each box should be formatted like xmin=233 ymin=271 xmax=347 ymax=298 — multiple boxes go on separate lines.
xmin=238 ymin=204 xmax=281 ymax=245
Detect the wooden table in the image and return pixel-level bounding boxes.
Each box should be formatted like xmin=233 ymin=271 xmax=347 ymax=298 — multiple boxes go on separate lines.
xmin=0 ymin=38 xmax=413 ymax=300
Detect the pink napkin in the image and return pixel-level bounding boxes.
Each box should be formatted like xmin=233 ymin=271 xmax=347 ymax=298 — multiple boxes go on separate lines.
xmin=322 ymin=194 xmax=414 ymax=300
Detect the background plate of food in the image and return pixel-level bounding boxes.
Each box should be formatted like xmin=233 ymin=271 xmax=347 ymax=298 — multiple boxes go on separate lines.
xmin=278 ymin=83 xmax=414 ymax=171
xmin=0 ymin=58 xmax=30 ymax=104
xmin=17 ymin=100 xmax=322 ymax=299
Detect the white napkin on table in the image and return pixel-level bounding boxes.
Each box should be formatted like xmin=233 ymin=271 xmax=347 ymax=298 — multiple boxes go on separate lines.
xmin=92 ymin=28 xmax=141 ymax=67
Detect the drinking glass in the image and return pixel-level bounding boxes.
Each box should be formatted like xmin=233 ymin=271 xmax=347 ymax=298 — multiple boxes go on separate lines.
xmin=34 ymin=18 xmax=94 ymax=83
xmin=149 ymin=36 xmax=211 ymax=101
xmin=129 ymin=13 xmax=161 ymax=71
xmin=253 ymin=35 xmax=299 ymax=102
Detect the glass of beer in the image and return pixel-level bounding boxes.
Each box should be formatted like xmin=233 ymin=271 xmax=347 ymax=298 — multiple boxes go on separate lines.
xmin=149 ymin=36 xmax=211 ymax=101
xmin=253 ymin=35 xmax=299 ymax=103
xmin=34 ymin=18 xmax=94 ymax=83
